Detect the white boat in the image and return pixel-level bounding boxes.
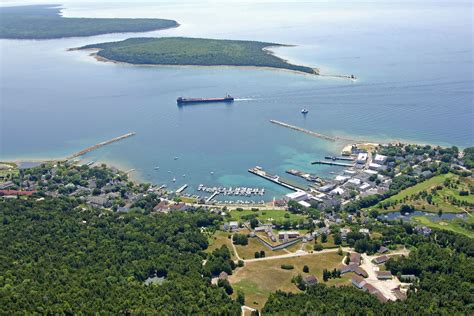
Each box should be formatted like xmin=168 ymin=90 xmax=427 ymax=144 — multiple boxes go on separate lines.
xmin=172 ymin=178 xmax=176 ymax=182
xmin=301 ymin=108 xmax=309 ymax=114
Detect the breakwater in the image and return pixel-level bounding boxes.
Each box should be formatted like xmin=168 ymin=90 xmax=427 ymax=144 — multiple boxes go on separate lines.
xmin=67 ymin=132 xmax=136 ymax=160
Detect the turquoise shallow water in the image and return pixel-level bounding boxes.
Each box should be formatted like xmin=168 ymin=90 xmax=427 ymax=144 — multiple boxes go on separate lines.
xmin=1 ymin=0 xmax=472 ymax=199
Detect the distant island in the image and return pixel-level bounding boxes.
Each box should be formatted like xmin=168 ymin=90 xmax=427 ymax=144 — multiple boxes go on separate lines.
xmin=77 ymin=37 xmax=319 ymax=75
xmin=0 ymin=5 xmax=178 ymax=39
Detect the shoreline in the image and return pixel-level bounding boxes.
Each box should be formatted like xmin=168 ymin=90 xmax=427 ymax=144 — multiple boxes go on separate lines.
xmin=72 ymin=48 xmax=323 ymax=77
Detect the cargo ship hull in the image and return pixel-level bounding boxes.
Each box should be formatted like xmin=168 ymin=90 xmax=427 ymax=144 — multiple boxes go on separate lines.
xmin=177 ymin=96 xmax=234 ymax=105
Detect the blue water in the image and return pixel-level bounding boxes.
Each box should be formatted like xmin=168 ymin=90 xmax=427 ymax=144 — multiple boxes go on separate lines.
xmin=0 ymin=0 xmax=472 ymax=199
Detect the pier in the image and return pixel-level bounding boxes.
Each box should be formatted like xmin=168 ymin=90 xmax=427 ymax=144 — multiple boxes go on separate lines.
xmin=67 ymin=132 xmax=136 ymax=160
xmin=286 ymin=169 xmax=323 ymax=183
xmin=248 ymin=166 xmax=307 ymax=191
xmin=270 ymin=120 xmax=336 ymax=142
xmin=311 ymin=160 xmax=354 ymax=167
xmin=176 ymin=184 xmax=188 ymax=193
xmin=324 ymin=156 xmax=355 ymax=161
xmin=206 ymin=191 xmax=219 ymax=203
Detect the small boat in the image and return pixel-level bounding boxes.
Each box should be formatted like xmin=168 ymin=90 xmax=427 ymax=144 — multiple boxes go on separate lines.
xmin=154 ymin=166 xmax=160 ymax=170
xmin=210 ymin=171 xmax=214 ymax=175
xmin=174 ymin=157 xmax=179 ymax=160
xmin=301 ymin=108 xmax=309 ymax=114
xmin=172 ymin=178 xmax=176 ymax=182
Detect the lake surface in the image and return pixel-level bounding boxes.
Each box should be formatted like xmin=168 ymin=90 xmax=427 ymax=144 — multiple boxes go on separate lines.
xmin=1 ymin=0 xmax=472 ymax=200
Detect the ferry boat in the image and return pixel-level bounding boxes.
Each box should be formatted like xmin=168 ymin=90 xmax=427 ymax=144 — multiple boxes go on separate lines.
xmin=176 ymin=94 xmax=234 ymax=105
xmin=301 ymin=108 xmax=309 ymax=114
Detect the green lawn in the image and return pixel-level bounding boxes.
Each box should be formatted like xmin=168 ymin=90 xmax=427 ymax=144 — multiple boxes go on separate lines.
xmin=205 ymin=231 xmax=236 ymax=259
xmin=80 ymin=37 xmax=318 ymax=74
xmin=373 ymin=173 xmax=472 ymax=214
xmin=229 ymin=209 xmax=307 ymax=223
xmin=412 ymin=216 xmax=474 ymax=238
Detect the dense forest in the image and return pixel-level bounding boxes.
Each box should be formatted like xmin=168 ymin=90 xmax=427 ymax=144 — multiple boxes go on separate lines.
xmin=0 ymin=198 xmax=240 ymax=314
xmin=80 ymin=37 xmax=318 ymax=74
xmin=263 ymin=230 xmax=474 ymax=315
xmin=0 ymin=5 xmax=178 ymax=39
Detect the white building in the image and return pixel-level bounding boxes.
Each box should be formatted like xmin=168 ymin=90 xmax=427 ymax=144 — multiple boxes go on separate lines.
xmin=369 ymin=163 xmax=382 ymax=170
xmin=278 ymin=231 xmax=300 ymax=239
xmin=335 ymin=175 xmax=350 ymax=183
xmin=330 ymin=187 xmax=345 ymax=195
xmin=373 ymin=154 xmax=388 ymax=164
xmin=359 ymin=183 xmax=371 ymax=191
xmin=229 ymin=221 xmax=239 ymax=231
xmin=357 ymin=153 xmax=368 ymax=164
xmin=286 ymin=191 xmax=309 ymax=202
xmin=298 ymin=200 xmax=311 ymax=208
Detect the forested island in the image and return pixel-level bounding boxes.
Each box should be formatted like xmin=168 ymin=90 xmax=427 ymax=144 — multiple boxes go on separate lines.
xmin=0 ymin=5 xmax=178 ymax=39
xmin=78 ymin=37 xmax=319 ymax=75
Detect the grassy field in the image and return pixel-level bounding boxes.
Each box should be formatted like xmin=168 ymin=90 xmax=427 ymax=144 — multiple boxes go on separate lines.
xmin=234 ymin=238 xmax=288 ymax=260
xmin=229 ymin=252 xmax=348 ymax=309
xmin=372 ymin=173 xmax=473 ymax=214
xmin=0 ymin=5 xmax=177 ymax=39
xmin=205 ymin=231 xmax=236 ymax=259
xmin=80 ymin=37 xmax=318 ymax=74
xmin=412 ymin=216 xmax=474 ymax=238
xmin=229 ymin=209 xmax=307 ymax=222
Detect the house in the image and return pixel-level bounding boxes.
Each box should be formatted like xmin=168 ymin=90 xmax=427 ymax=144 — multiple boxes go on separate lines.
xmin=153 ymin=200 xmax=169 ymax=212
xmin=273 ymin=199 xmax=287 ymax=207
xmin=354 ymin=267 xmax=368 ymax=278
xmin=373 ymin=154 xmax=387 ymax=165
xmin=373 ymin=255 xmax=389 ymax=264
xmin=346 ymin=178 xmax=362 ymax=187
xmin=376 ymin=271 xmax=393 ymax=280
xmin=374 ymin=291 xmax=389 ymax=303
xmin=357 ymin=153 xmax=368 ymax=164
xmin=338 ymin=264 xmax=356 ymax=275
xmin=278 ymin=231 xmax=300 ymax=239
xmin=254 ymin=226 xmax=267 ymax=232
xmin=362 ymin=282 xmax=378 ymax=294
xmin=359 ymin=183 xmax=371 ymax=191
xmin=228 ymin=221 xmax=239 ymax=231
xmin=86 ymin=196 xmax=109 ymax=207
xmin=340 ymin=227 xmax=351 ymax=240
xmin=415 ymin=225 xmax=432 ymax=236
xmin=378 ymin=246 xmax=389 ymax=254
xmin=350 ymin=252 xmax=361 ymax=265
xmin=335 ymin=175 xmax=350 ymax=183
xmin=218 ymin=271 xmax=228 ymax=281
xmin=392 ymin=288 xmax=407 ymax=301
xmin=359 ymin=228 xmax=370 ymax=235
xmin=285 ymin=191 xmax=309 ymax=202
xmin=351 ymin=275 xmax=366 ymax=289
xmin=303 ymin=275 xmax=318 ymax=286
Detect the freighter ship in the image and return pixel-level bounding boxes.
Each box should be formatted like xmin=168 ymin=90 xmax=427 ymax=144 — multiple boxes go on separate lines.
xmin=176 ymin=94 xmax=234 ymax=105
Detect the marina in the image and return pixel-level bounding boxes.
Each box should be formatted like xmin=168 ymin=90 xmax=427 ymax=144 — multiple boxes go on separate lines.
xmin=197 ymin=184 xmax=265 ymax=196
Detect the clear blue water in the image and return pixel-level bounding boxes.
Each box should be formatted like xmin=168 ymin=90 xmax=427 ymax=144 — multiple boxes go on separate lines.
xmin=1 ymin=0 xmax=472 ymax=199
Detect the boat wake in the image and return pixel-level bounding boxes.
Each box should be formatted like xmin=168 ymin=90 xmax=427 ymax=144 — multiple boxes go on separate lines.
xmin=234 ymin=98 xmax=256 ymax=101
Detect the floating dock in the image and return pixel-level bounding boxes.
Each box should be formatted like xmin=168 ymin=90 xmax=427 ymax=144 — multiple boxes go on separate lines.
xmin=248 ymin=166 xmax=307 ymax=191
xmin=67 ymin=132 xmax=136 ymax=160
xmin=311 ymin=160 xmax=354 ymax=167
xmin=176 ymin=184 xmax=188 ymax=193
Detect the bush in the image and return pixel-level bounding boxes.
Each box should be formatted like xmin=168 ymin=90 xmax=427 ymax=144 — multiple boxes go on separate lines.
xmin=314 ymin=243 xmax=323 ymax=251
xmin=281 ymin=264 xmax=294 ymax=270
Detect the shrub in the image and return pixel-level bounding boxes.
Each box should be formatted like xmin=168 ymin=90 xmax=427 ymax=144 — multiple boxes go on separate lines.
xmin=281 ymin=264 xmax=294 ymax=270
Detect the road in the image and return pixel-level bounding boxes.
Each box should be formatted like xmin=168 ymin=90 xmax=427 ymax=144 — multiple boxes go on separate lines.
xmin=359 ymin=249 xmax=410 ymax=301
